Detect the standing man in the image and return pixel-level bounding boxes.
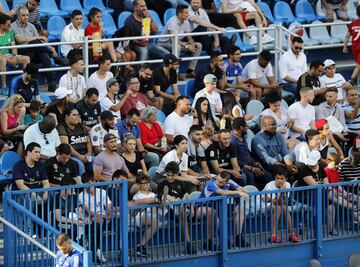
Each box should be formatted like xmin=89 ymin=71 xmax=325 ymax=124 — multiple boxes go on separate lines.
xmin=61 ymin=10 xmax=84 ymax=58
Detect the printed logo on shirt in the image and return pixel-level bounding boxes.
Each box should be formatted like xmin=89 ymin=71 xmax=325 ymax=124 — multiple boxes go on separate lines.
xmin=93 ymin=135 xmax=98 ymax=142
xmin=210 ymin=151 xmax=215 ymax=157
xmin=70 ymin=135 xmax=87 ymax=144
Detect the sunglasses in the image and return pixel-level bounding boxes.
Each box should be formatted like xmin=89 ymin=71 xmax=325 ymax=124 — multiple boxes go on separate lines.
xmin=43 ymin=134 xmax=49 ymax=145
xmin=294 ymin=46 xmax=303 ymax=51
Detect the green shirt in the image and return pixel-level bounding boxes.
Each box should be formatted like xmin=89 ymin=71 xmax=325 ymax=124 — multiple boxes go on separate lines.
xmin=0 ymin=31 xmax=15 ymax=55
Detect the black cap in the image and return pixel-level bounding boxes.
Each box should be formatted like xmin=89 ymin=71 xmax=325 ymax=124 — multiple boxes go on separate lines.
xmin=100 ymin=110 xmax=116 ymax=120
xmin=163 ymin=54 xmax=181 ymax=64
xmin=103 ymin=133 xmax=117 ymax=143
xmin=24 ymin=63 xmax=39 ymax=77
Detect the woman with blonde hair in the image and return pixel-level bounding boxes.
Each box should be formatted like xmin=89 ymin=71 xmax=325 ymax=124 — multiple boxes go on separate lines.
xmin=0 ymin=94 xmax=27 ymax=155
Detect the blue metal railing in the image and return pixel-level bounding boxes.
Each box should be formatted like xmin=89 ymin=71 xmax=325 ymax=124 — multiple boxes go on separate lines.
xmin=3 ymin=180 xmax=360 ymax=266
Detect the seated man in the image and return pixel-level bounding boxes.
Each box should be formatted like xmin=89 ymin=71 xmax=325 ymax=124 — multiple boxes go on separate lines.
xmin=159 ymin=5 xmax=202 ymax=78
xmin=251 ymin=116 xmax=297 ymax=174
xmin=12 ymin=63 xmax=40 ymax=107
xmin=75 ymin=87 xmax=101 ymax=131
xmin=121 ymin=74 xmax=148 ymax=116
xmin=61 ymin=10 xmax=84 ymax=58
xmin=205 ymin=129 xmax=246 ymax=186
xmin=322 ymin=0 xmax=349 ymax=22
xmin=0 ymin=13 xmax=29 ymax=92
xmin=338 ymin=151 xmax=360 ymax=181
xmin=342 ymin=88 xmax=360 ymax=138
xmin=320 ymin=59 xmax=352 ymax=102
xmin=87 ymin=54 xmax=113 ymax=98
xmin=44 ymin=143 xmax=81 ymax=186
xmin=14 ymin=0 xmax=44 ymax=32
xmin=90 ymin=111 xmax=120 ymax=155
xmin=242 ymin=50 xmax=282 ymax=99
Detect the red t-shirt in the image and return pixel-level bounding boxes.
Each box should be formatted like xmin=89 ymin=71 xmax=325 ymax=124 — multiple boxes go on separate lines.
xmin=121 ymin=93 xmax=148 ymax=116
xmin=348 ymin=20 xmax=360 ymax=50
xmin=139 ymin=120 xmax=163 ymax=146
xmin=85 ymin=24 xmax=102 ymax=37
xmin=324 ymin=166 xmax=340 ymax=184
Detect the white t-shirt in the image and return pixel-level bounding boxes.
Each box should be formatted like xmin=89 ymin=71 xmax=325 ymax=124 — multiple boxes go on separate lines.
xmin=100 ymin=95 xmax=121 ymax=119
xmin=164 ymin=111 xmax=193 ymax=138
xmin=59 ymin=72 xmax=86 ymax=100
xmin=192 ymin=88 xmax=223 ymax=117
xmin=87 ymin=71 xmax=113 ymax=98
xmin=320 ymin=73 xmax=347 ymax=100
xmin=61 ymin=23 xmax=84 ymax=57
xmin=278 ymin=49 xmax=307 ymax=82
xmin=242 ymin=59 xmax=274 ymax=82
xmin=293 ymin=142 xmax=315 ymax=164
xmin=90 ymin=123 xmax=121 ymax=150
xmin=23 ymin=123 xmax=61 ymax=157
xmin=159 ymin=16 xmax=191 ymax=43
xmin=287 ymin=102 xmax=315 ymax=138
xmin=79 ymin=188 xmax=111 ymax=216
xmin=263 ymin=180 xmax=291 ymax=199
xmin=221 ymin=0 xmax=256 ymax=12
xmin=157 ymin=149 xmax=188 ymax=174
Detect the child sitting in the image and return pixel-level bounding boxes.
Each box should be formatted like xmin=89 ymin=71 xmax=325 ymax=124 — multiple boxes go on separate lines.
xmin=24 ymin=100 xmax=43 ymax=125
xmin=56 ymin=233 xmax=83 ymax=267
xmin=262 ymin=166 xmax=299 ymax=243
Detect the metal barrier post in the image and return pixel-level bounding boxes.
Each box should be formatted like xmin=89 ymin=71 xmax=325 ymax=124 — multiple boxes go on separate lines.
xmin=314 ymin=187 xmax=323 ymax=260
xmin=121 ymin=180 xmax=129 ymax=267
xmin=258 ymin=25 xmax=263 ymax=52
xmin=173 ymin=32 xmax=179 ymax=58
xmin=274 ymin=25 xmax=280 ymax=82
xmin=83 ymin=250 xmax=93 ymax=267
xmin=3 ymin=191 xmax=14 ymax=267
xmin=219 ymin=197 xmax=228 ymax=267
xmin=83 ymin=36 xmax=89 ymax=80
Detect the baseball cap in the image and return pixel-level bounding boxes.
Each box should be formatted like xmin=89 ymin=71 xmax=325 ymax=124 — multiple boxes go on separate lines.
xmin=307 ymin=150 xmax=321 ymax=166
xmin=315 ymin=118 xmax=327 ymax=130
xmin=203 ymin=74 xmax=217 ymax=84
xmin=100 ymin=110 xmax=116 ymax=120
xmin=106 ymin=77 xmax=119 ymax=89
xmin=323 ymin=59 xmax=335 ymax=68
xmin=54 ymin=87 xmax=72 ymax=99
xmin=163 ymin=54 xmax=181 ymax=64
xmin=24 ymin=63 xmax=39 ymax=77
xmin=103 ymin=133 xmax=117 ymax=143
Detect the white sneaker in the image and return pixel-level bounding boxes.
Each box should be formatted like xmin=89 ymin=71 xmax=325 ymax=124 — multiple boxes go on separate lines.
xmin=248 ymin=35 xmax=257 ymax=45
xmin=262 ymin=33 xmax=274 ymax=44
xmin=96 ymin=248 xmax=107 ymax=263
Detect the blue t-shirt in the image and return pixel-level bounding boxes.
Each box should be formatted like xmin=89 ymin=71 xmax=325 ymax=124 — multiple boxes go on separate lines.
xmin=56 ymin=249 xmax=83 ymax=267
xmin=199 ymin=179 xmax=239 ymax=198
xmin=223 ymin=59 xmax=243 ymax=85
xmin=12 ymin=160 xmax=47 ymax=189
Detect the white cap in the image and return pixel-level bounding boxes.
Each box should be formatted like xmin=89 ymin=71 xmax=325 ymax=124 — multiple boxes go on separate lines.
xmin=307 ymin=150 xmax=321 ymax=166
xmin=323 ymin=59 xmax=335 ymax=68
xmin=54 ymin=87 xmax=72 ymax=99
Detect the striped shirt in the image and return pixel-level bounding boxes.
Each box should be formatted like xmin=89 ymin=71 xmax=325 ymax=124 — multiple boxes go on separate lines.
xmin=338 ymin=157 xmax=360 ymax=181
xmin=15 ymin=2 xmax=42 ymax=30
xmin=341 ymin=101 xmax=360 ymax=134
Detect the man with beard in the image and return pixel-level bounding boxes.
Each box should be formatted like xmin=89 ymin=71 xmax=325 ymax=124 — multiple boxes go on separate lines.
xmin=231 ymin=117 xmax=272 ymax=188
xmin=75 ymin=87 xmax=101 ymax=131
xmin=252 ymin=116 xmax=297 ymax=174
xmin=90 ymin=111 xmax=121 ymax=155
xmin=279 ymin=37 xmax=307 ymax=95
xmin=93 ymin=133 xmax=130 ymax=182
xmin=121 ymin=75 xmax=148 ymax=116
xmin=205 ymin=129 xmax=246 ymax=186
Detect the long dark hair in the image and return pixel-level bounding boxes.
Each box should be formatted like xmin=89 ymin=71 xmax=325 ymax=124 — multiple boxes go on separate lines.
xmin=222 ymin=92 xmax=237 ymax=116
xmin=194 ymin=97 xmax=218 ymax=130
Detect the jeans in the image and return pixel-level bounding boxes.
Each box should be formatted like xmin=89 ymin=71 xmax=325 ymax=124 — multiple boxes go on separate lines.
xmin=144 ymin=151 xmax=159 ymax=168
xmin=134 ymin=43 xmax=169 ymax=62
xmin=71 ymin=157 xmax=93 ymax=176
xmin=243 ymin=169 xmax=273 ymax=190
xmin=282 ymin=82 xmax=298 ymax=95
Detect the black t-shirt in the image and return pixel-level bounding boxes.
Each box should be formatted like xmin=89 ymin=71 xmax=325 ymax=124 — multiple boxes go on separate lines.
xmin=44 ymin=157 xmax=79 ymax=186
xmin=75 ymin=98 xmax=101 ymax=128
xmin=45 ymin=105 xmax=65 ymax=124
xmin=119 ymin=71 xmax=154 ymax=95
xmin=122 ymin=151 xmax=143 ymax=176
xmin=157 ymin=180 xmax=186 ymax=200
xmin=153 ymin=66 xmax=177 ymax=93
xmin=124 ymin=14 xmax=156 ymax=37
xmin=55 ymin=194 xmax=78 ymax=218
xmin=13 ymin=76 xmax=39 ymax=103
xmin=202 ymin=0 xmax=214 ymax=9
xmin=193 ymin=64 xmax=223 ymax=97
xmin=297 ymin=164 xmax=327 ymax=187
xmin=12 ymin=160 xmax=47 ymax=189
xmin=297 ymin=72 xmax=324 ymax=105
xmin=205 ymin=141 xmax=237 ymax=173
xmin=56 ymin=123 xmax=89 ymax=155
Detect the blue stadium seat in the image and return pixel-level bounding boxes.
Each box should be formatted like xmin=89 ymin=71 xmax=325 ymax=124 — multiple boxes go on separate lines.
xmin=47 ymin=16 xmax=66 ymax=41
xmin=83 ymin=0 xmax=114 ymax=14
xmin=0 ymin=0 xmax=10 ymax=13
xmin=257 ymin=2 xmax=283 ymax=24
xmin=10 ymin=75 xmax=21 ymax=97
xmin=225 ymin=27 xmax=255 ymax=52
xmin=347 ymin=0 xmax=357 ymax=20
xmin=39 ymin=0 xmax=69 ymax=18
xmin=156 ymin=109 xmax=166 ymax=124
xmin=184 ymin=79 xmax=194 ymax=100
xmin=246 ymin=100 xmax=264 ymax=116
xmin=11 ymin=0 xmax=24 ymax=9
xmin=60 ymin=0 xmax=89 ymax=16
xmin=331 ymin=20 xmax=348 ymax=40
xmin=309 ymin=20 xmax=342 ymax=44
xmin=148 ymin=166 xmax=158 ymax=181
xmin=274 ymin=1 xmax=307 ymax=25
xmin=117 ymin=11 xmax=132 ymax=28
xmin=0 ymin=151 xmax=21 ymax=182
xmin=163 ymin=8 xmax=176 ymax=24
xmin=39 ymin=92 xmax=52 ymax=104
xmin=148 ymin=10 xmax=163 ymax=34
xmin=102 ymin=12 xmax=117 ymax=38
xmin=295 ymin=0 xmax=326 ymax=23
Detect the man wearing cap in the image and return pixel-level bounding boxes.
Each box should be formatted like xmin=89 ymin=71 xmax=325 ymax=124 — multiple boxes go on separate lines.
xmin=46 ymin=87 xmax=72 ymax=125
xmin=159 ymin=5 xmax=202 ymax=78
xmin=90 ymin=110 xmax=121 ymax=155
xmin=93 ymin=133 xmax=131 ymax=182
xmin=61 ymin=10 xmax=84 ymax=58
xmin=320 ymin=59 xmax=352 ymax=101
xmin=192 ymin=74 xmax=223 ymax=117
xmin=298 ymin=150 xmax=327 ymax=186
xmin=279 ymin=37 xmax=307 ymax=95
xmin=153 ymin=54 xmax=181 ymax=115
xmin=100 ymin=77 xmax=130 ymax=120
xmin=121 ymin=75 xmax=148 ymax=116
xmin=75 ymin=87 xmax=101 ymax=130
xmin=12 ymin=63 xmax=40 ymax=107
